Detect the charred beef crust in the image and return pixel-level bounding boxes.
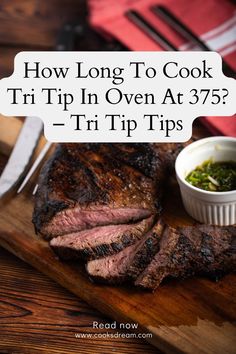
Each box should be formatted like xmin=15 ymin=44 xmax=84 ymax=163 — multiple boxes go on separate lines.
xmin=51 ymin=231 xmax=139 ymax=261
xmin=135 ymin=226 xmax=179 ymax=290
xmin=177 ymin=225 xmax=236 ymax=277
xmin=127 ymin=225 xmax=164 ymax=280
xmin=111 ymin=144 xmax=163 ymax=179
xmin=33 ymin=143 xmax=165 ymax=236
xmin=136 ymin=225 xmax=236 ymax=291
xmin=152 ymin=142 xmax=190 ymax=171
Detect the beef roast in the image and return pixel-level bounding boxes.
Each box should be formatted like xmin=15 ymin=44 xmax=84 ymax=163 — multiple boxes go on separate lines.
xmin=50 ymin=215 xmax=154 ymax=260
xmin=86 ymin=220 xmax=164 ymax=283
xmin=87 ymin=222 xmax=236 ymax=288
xmin=33 ymin=141 xmax=235 ymax=292
xmin=136 ymin=224 xmax=236 ymax=291
xmin=33 ymin=143 xmax=165 ymax=239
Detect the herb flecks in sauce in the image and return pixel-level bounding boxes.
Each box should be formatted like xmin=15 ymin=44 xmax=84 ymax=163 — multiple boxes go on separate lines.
xmin=186 ymin=160 xmax=236 ymax=192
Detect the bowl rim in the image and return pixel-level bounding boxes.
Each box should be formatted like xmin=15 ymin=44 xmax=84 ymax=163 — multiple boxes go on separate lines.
xmin=175 ymin=136 xmax=236 ymax=196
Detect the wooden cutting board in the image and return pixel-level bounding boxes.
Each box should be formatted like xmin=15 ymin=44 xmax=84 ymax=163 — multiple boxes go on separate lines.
xmin=0 ymin=115 xmax=235 ymax=354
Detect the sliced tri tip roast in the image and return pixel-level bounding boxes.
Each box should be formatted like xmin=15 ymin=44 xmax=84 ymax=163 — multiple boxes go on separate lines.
xmin=135 ymin=224 xmax=236 ymax=291
xmin=33 ymin=143 xmax=236 ymax=291
xmin=86 ymin=223 xmax=236 ymax=291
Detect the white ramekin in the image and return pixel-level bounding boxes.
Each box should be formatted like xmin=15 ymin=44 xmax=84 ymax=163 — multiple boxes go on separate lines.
xmin=175 ymin=136 xmax=236 ymax=226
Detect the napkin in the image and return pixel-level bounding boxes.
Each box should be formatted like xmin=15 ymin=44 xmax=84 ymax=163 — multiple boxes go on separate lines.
xmin=88 ymin=0 xmax=236 ymax=136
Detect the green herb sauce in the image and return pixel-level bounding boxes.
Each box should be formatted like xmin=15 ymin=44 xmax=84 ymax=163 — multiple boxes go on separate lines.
xmin=186 ymin=160 xmax=236 ymax=192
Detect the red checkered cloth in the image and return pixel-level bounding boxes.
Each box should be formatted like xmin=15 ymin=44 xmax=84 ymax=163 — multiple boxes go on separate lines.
xmin=88 ymin=0 xmax=236 ymax=136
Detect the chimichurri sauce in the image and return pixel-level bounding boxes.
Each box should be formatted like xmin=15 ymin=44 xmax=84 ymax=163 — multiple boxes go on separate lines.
xmin=186 ymin=160 xmax=236 ymax=192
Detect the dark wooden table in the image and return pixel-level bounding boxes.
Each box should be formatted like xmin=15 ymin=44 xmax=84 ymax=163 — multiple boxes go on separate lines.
xmin=0 ymin=1 xmax=159 ymax=352
xmin=0 ymin=247 xmax=158 ymax=354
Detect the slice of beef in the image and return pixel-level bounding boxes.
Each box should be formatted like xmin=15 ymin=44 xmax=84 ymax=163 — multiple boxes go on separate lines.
xmin=173 ymin=225 xmax=236 ymax=278
xmin=127 ymin=221 xmax=165 ymax=279
xmin=41 ymin=207 xmax=152 ymax=240
xmin=135 ymin=225 xmax=236 ymax=291
xmin=50 ymin=215 xmax=154 ymax=261
xmin=86 ymin=220 xmax=164 ymax=283
xmin=33 ymin=143 xmax=165 ymax=239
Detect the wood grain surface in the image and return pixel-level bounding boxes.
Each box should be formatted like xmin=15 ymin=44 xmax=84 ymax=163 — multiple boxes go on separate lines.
xmin=0 ymin=116 xmax=235 ymax=354
xmin=0 ymin=247 xmax=158 ymax=354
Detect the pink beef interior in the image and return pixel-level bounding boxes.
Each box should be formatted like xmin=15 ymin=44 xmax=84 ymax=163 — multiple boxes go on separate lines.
xmin=86 ymin=233 xmax=149 ymax=280
xmin=42 ymin=207 xmax=152 ymax=238
xmin=86 ymin=220 xmax=164 ymax=282
xmin=50 ymin=223 xmax=138 ymax=250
